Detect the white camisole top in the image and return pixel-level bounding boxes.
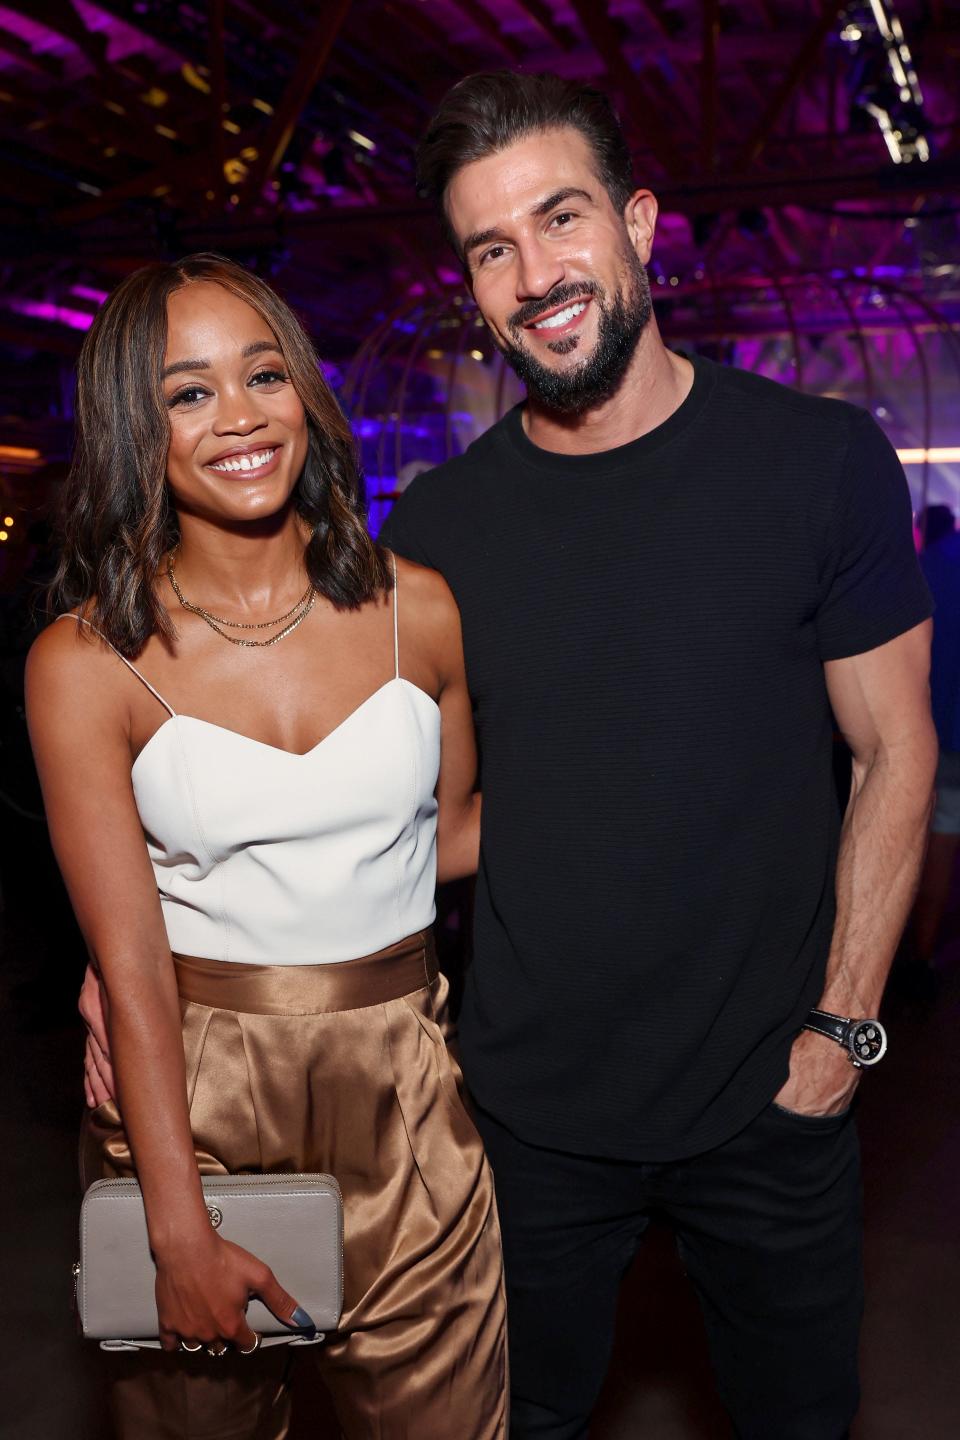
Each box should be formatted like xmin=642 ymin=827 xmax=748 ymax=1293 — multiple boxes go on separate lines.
xmin=59 ymin=571 xmax=440 ymax=965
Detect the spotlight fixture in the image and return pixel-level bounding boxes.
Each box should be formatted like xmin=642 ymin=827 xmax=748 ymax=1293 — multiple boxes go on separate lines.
xmin=840 ymin=1 xmax=930 ymax=163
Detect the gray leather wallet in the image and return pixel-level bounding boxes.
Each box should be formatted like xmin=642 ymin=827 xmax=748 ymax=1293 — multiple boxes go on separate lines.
xmin=77 ymin=1173 xmax=343 ymax=1352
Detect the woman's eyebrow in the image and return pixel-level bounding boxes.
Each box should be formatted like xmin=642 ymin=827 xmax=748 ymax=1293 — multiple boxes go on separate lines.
xmin=161 ymin=356 xmax=209 ymax=380
xmin=161 ymin=340 xmax=281 ymax=380
xmin=242 ymin=340 xmax=282 ymax=358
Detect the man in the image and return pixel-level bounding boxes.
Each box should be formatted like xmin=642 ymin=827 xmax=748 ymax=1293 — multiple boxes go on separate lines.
xmin=379 ymin=71 xmax=936 ymax=1439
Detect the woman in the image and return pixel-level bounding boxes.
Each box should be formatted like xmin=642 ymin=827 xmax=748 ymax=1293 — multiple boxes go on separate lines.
xmin=26 ymin=254 xmax=506 ymax=1439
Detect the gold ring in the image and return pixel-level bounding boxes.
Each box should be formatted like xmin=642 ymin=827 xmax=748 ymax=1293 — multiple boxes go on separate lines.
xmin=205 ymin=1342 xmax=229 ymax=1359
xmin=239 ymin=1333 xmax=262 ymax=1356
xmin=179 ymin=1340 xmax=203 ymax=1354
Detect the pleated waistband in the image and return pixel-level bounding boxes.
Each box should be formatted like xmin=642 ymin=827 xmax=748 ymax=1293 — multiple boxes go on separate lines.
xmin=172 ymin=931 xmax=437 ymax=1015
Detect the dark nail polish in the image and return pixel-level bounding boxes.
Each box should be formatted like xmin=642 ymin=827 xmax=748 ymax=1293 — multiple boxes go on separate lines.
xmin=290 ymin=1306 xmax=316 ymax=1335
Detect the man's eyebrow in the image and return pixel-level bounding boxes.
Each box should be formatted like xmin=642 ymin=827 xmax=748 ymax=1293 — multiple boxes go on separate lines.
xmin=462 ymin=225 xmax=505 ymax=259
xmin=161 ymin=339 xmax=281 ymax=380
xmin=530 ymin=186 xmax=593 ymax=218
xmin=461 ymin=187 xmax=595 ymax=260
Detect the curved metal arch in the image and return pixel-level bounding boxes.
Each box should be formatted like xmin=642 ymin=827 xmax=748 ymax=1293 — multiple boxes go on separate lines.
xmin=768 ymin=275 xmax=805 ymax=392
xmin=844 ymin=279 xmax=934 ymax=532
xmin=853 ymin=276 xmax=960 ymax=393
xmin=353 ymin=305 xmax=427 ymax=441
xmin=346 ymin=270 xmax=959 ymax=504
xmin=391 ymin=302 xmax=448 ymax=485
xmin=443 ymin=303 xmax=474 ymax=461
xmin=887 ymin=293 xmax=933 ymax=527
xmin=345 ymin=295 xmax=425 ymax=423
xmin=822 ymin=274 xmax=876 ymax=413
xmin=343 ymin=304 xmax=403 ymax=408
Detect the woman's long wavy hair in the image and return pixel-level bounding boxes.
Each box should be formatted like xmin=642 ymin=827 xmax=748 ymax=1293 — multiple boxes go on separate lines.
xmin=48 ymin=253 xmax=391 ymax=656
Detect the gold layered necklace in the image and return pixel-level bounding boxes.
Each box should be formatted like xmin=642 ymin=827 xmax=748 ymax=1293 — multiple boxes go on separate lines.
xmin=166 ymin=553 xmax=316 ymax=648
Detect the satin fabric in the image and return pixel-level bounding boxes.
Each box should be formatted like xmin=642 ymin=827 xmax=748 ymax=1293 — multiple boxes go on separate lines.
xmin=81 ymin=932 xmax=508 ymax=1439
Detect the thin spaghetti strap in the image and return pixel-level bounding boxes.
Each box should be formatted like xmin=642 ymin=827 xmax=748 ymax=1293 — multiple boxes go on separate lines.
xmin=391 ymin=552 xmax=400 ymax=680
xmin=54 ymin=614 xmax=177 ymax=717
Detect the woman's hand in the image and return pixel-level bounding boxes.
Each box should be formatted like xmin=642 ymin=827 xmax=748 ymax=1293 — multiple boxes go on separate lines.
xmin=79 ymin=963 xmax=115 ymax=1107
xmin=156 ymin=1230 xmax=316 ymax=1353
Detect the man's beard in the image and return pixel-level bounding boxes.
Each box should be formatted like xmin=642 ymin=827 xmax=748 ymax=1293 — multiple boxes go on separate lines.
xmin=496 ymin=252 xmax=653 ymax=416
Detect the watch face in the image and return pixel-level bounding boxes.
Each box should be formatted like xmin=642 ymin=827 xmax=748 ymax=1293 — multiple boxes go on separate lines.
xmin=848 ymin=1020 xmax=887 ymax=1066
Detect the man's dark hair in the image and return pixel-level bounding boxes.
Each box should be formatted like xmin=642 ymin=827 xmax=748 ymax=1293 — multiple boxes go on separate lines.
xmin=416 ymin=71 xmax=635 ymax=257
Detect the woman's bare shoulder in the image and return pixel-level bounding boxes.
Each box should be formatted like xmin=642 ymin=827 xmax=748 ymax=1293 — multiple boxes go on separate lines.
xmin=26 ymin=611 xmax=129 ymax=731
xmin=388 ymin=552 xmax=463 ymax=686
xmin=29 ymin=608 xmax=102 ymax=675
xmin=391 ymin=552 xmax=458 ymax=623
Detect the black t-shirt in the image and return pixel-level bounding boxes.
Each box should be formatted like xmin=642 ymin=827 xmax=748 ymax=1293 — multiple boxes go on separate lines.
xmin=380 ymin=355 xmax=931 ymax=1160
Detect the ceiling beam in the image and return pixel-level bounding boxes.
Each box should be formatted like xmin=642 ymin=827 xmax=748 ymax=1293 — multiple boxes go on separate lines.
xmin=51 ymin=107 xmax=259 ymax=222
xmin=0 ymin=315 xmax=80 ymax=356
xmin=565 ymin=0 xmax=687 ymax=177
xmin=637 ymin=1 xmax=683 ymax=42
xmin=24 ymin=0 xmax=111 ymax=80
xmin=242 ymin=0 xmax=354 ymax=202
xmin=0 ymin=116 xmax=118 ymax=189
xmin=0 ymin=31 xmax=61 ymax=79
xmin=37 ymin=0 xmax=189 ymax=65
xmin=335 ymin=39 xmax=433 ymax=117
xmin=511 ymin=0 xmax=576 ymax=51
xmin=737 ymin=0 xmax=846 ymax=169
xmin=660 ymin=154 xmax=960 ymax=214
xmin=447 ymin=0 xmax=526 ymax=62
xmin=207 ymin=0 xmax=227 ymax=209
xmin=0 ymin=1 xmax=208 ymax=165
xmin=660 ymin=304 xmax=960 ymax=342
xmin=701 ymin=0 xmax=720 ymax=173
xmin=751 ymin=0 xmax=780 ymax=30
xmin=382 ymin=1 xmax=478 ymax=74
xmin=147 ymin=155 xmax=960 ymax=236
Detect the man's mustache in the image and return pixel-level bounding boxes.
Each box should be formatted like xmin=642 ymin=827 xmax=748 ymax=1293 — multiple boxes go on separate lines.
xmin=507 ymin=281 xmax=601 ymax=334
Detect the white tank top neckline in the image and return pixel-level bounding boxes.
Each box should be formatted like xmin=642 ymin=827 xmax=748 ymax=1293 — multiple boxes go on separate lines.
xmin=57 ymin=562 xmax=441 ymax=966
xmin=131 ymin=674 xmax=437 ymax=774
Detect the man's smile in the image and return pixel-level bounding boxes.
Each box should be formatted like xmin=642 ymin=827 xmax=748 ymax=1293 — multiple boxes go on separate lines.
xmin=520 ymin=296 xmax=593 ymax=347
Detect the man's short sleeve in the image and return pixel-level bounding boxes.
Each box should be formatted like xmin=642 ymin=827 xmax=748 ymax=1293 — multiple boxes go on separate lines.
xmin=376 ymin=479 xmax=436 ymax=569
xmin=815 ymin=413 xmax=932 ymax=661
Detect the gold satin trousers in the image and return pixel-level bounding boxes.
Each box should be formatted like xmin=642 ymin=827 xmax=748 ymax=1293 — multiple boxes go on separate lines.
xmin=80 ymin=932 xmax=508 ymax=1439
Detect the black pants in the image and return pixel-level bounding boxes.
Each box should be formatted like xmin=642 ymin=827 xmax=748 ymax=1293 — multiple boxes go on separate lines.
xmin=475 ymin=1100 xmax=863 ymax=1440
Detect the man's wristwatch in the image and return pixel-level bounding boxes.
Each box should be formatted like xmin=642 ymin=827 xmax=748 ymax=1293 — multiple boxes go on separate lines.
xmin=802 ymin=1009 xmax=888 ymax=1068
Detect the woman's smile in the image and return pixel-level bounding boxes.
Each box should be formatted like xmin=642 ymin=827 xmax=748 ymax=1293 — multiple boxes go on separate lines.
xmin=205 ymin=443 xmax=283 ymax=478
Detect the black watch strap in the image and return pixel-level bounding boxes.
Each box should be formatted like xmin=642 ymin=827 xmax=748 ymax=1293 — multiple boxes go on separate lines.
xmin=803 ymin=1008 xmax=849 ymax=1046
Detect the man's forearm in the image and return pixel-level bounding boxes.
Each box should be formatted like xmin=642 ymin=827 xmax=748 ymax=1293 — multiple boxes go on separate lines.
xmin=820 ymin=739 xmax=936 ymax=1016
